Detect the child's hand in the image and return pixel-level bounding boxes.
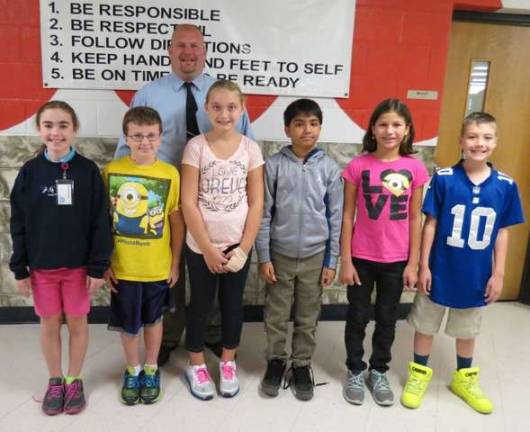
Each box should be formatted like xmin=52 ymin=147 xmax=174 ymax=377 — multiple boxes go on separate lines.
xmin=204 ymin=247 xmax=229 ymax=274
xmin=485 ymin=274 xmax=503 ymax=304
xmin=167 ymin=265 xmax=180 ymax=286
xmin=16 ymin=278 xmax=32 ymax=297
xmin=104 ymin=268 xmax=118 ymax=293
xmin=339 ymin=258 xmax=361 ymax=286
xmin=402 ymin=264 xmax=418 ymax=291
xmin=321 ymin=267 xmax=336 ymax=286
xmin=87 ymin=276 xmax=105 ymax=294
xmin=418 ymin=266 xmax=431 ymax=295
xmin=224 ymin=247 xmax=248 ymax=272
xmin=259 ymin=262 xmax=277 ymax=284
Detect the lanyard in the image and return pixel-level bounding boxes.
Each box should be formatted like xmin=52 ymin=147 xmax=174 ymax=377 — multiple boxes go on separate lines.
xmin=44 ymin=147 xmax=76 ymax=180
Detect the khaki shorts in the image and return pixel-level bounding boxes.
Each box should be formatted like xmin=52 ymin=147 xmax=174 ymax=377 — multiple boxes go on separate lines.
xmin=407 ymin=292 xmax=482 ymax=338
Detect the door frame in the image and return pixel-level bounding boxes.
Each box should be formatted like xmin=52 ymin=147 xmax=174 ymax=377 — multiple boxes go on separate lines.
xmin=453 ymin=11 xmax=530 ymax=27
xmin=440 ymin=11 xmax=530 ymax=301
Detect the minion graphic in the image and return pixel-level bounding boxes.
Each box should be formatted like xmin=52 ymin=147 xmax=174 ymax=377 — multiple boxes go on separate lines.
xmin=113 ymin=182 xmax=150 ymax=235
xmin=380 ymin=169 xmax=412 ymax=197
xmin=147 ymin=205 xmax=164 ymax=237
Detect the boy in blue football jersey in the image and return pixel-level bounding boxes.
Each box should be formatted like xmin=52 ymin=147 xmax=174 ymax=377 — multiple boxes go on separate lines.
xmin=400 ymin=112 xmax=524 ymax=414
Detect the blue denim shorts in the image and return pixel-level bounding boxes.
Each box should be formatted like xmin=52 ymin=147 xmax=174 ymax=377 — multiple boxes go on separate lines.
xmin=108 ymin=279 xmax=171 ymax=335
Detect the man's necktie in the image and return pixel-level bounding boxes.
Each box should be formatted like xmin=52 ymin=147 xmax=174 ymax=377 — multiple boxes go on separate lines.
xmin=185 ymin=82 xmax=200 ymax=140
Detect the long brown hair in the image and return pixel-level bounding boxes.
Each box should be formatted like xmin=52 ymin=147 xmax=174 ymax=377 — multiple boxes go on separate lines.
xmin=362 ymin=98 xmax=416 ymax=155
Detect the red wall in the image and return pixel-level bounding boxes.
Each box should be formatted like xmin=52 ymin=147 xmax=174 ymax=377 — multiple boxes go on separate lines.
xmin=0 ymin=0 xmax=502 ymax=140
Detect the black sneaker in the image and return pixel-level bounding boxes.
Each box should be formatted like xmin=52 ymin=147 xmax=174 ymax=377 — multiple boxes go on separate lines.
xmin=140 ymin=368 xmax=161 ymax=404
xmin=290 ymin=365 xmax=315 ymax=401
xmin=42 ymin=377 xmax=64 ymax=415
xmin=121 ymin=369 xmax=140 ymax=405
xmin=260 ymin=359 xmax=286 ymax=397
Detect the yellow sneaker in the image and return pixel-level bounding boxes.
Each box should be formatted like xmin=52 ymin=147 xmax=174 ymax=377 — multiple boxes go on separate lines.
xmin=400 ymin=362 xmax=433 ymax=409
xmin=450 ymin=367 xmax=493 ymax=414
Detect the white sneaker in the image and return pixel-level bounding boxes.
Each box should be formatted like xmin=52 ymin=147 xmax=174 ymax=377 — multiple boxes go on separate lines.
xmin=185 ymin=364 xmax=215 ymax=400
xmin=219 ymin=360 xmax=239 ymax=397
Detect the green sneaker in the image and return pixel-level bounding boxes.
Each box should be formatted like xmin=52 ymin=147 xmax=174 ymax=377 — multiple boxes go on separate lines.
xmin=140 ymin=368 xmax=161 ymax=404
xmin=401 ymin=362 xmax=433 ymax=409
xmin=450 ymin=367 xmax=493 ymax=414
xmin=121 ymin=369 xmax=140 ymax=405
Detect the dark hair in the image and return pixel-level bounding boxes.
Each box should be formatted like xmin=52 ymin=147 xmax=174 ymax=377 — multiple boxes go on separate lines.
xmin=205 ymin=79 xmax=244 ymax=104
xmin=362 ymin=98 xmax=416 ymax=155
xmin=35 ymin=100 xmax=79 ymax=155
xmin=461 ymin=112 xmax=497 ymax=136
xmin=36 ymin=100 xmax=80 ymax=130
xmin=283 ymin=98 xmax=323 ymax=126
xmin=122 ymin=106 xmax=163 ymax=136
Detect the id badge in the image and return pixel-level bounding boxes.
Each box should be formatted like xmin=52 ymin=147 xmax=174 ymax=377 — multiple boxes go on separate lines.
xmin=56 ymin=179 xmax=74 ymax=205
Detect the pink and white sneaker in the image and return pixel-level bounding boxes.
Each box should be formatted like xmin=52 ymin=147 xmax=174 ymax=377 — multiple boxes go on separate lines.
xmin=185 ymin=364 xmax=215 ymax=400
xmin=219 ymin=360 xmax=239 ymax=397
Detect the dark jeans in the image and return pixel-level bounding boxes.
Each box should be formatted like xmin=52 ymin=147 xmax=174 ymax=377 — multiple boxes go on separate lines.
xmin=185 ymin=246 xmax=251 ymax=353
xmin=161 ymin=259 xmax=223 ymax=350
xmin=344 ymin=258 xmax=406 ymax=373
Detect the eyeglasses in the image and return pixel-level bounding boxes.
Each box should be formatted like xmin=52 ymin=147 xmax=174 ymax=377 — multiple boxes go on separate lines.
xmin=127 ymin=134 xmax=160 ymax=143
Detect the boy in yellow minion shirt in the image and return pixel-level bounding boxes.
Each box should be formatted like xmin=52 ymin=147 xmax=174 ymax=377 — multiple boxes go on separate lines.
xmin=103 ymin=107 xmax=185 ymax=405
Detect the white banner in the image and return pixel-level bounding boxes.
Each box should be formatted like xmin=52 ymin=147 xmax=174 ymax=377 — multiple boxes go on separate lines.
xmin=40 ymin=0 xmax=355 ymax=97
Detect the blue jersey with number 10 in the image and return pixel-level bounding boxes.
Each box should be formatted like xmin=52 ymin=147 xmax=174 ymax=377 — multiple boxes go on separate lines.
xmin=423 ymin=162 xmax=524 ymax=308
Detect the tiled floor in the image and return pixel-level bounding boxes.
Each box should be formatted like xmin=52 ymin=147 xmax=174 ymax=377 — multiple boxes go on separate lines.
xmin=1 ymin=302 xmax=530 ymax=432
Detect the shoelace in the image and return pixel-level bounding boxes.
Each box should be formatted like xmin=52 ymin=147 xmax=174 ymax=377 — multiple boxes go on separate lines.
xmin=195 ymin=367 xmax=211 ymax=385
xmin=47 ymin=384 xmax=63 ymax=399
xmin=124 ymin=374 xmax=140 ymax=389
xmin=282 ymin=366 xmax=328 ymax=389
xmin=221 ymin=363 xmax=235 ymax=380
xmin=464 ymin=375 xmax=485 ymax=398
xmin=143 ymin=373 xmax=159 ymax=388
xmin=65 ymin=382 xmax=81 ymax=399
xmin=404 ymin=375 xmax=425 ymax=395
xmin=346 ymin=373 xmax=364 ymax=391
xmin=371 ymin=371 xmax=391 ymax=392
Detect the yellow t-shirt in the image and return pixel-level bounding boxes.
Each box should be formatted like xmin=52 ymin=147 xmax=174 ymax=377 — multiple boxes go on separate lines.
xmin=103 ymin=157 xmax=180 ymax=282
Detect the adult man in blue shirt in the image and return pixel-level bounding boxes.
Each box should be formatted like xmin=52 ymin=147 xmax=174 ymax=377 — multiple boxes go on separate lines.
xmin=115 ymin=24 xmax=254 ymax=366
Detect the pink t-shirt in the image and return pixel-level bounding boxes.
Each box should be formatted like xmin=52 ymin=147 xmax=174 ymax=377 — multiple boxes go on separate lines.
xmin=182 ymin=134 xmax=264 ymax=253
xmin=343 ymin=153 xmax=429 ymax=262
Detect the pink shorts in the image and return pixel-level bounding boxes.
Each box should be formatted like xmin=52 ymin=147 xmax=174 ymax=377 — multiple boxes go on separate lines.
xmin=30 ymin=267 xmax=90 ymax=318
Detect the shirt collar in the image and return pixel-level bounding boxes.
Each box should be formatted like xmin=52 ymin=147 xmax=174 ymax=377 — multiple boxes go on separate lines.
xmin=44 ymin=147 xmax=76 ymax=163
xmin=171 ymin=72 xmax=206 ymax=91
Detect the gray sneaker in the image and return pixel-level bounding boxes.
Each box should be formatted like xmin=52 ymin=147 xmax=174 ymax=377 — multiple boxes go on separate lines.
xmin=367 ymin=370 xmax=394 ymax=406
xmin=343 ymin=371 xmax=365 ymax=405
